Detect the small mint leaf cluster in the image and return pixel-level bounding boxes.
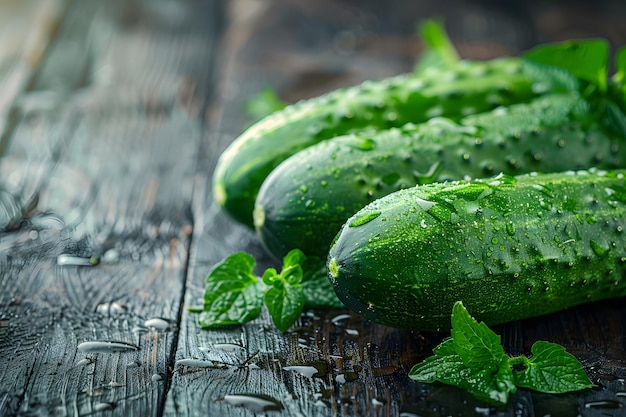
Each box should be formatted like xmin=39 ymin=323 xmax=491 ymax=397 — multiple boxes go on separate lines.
xmin=409 ymin=302 xmax=593 ymax=406
xmin=262 ymin=249 xmax=306 ymax=332
xmin=191 ymin=249 xmax=339 ymax=332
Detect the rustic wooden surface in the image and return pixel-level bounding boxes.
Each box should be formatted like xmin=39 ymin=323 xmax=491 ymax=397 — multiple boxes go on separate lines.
xmin=1 ymin=1 xmax=626 ymax=416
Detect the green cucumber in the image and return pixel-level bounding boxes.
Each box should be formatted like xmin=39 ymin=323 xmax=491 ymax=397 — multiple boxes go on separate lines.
xmin=214 ymin=58 xmax=577 ymax=227
xmin=254 ymin=92 xmax=626 ymax=260
xmin=327 ymin=169 xmax=626 ymax=331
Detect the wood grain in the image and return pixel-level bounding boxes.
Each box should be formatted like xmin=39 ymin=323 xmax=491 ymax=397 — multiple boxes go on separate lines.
xmin=0 ymin=0 xmax=218 ymax=415
xmin=0 ymin=0 xmax=67 ymax=156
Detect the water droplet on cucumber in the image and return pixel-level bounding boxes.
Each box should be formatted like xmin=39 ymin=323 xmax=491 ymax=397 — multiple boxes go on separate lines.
xmin=506 ymin=222 xmax=516 ymax=235
xmin=349 ymin=137 xmax=376 ymax=151
xmin=349 ymin=211 xmax=381 ymax=227
xmin=590 ymin=240 xmax=608 ymax=257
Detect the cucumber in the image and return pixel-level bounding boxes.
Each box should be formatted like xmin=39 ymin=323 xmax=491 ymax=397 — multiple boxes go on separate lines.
xmin=254 ymin=92 xmax=626 ymax=260
xmin=327 ymin=169 xmax=626 ymax=332
xmin=214 ymin=58 xmax=576 ymax=227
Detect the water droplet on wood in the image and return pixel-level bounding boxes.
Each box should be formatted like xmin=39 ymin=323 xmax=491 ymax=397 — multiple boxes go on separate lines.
xmin=213 ymin=343 xmax=245 ymax=352
xmin=584 ymin=400 xmax=622 ymax=409
xmin=94 ymin=402 xmax=116 ymax=411
xmin=96 ymin=302 xmax=127 ymax=316
xmin=143 ymin=317 xmax=175 ymax=332
xmin=223 ymin=394 xmax=284 ymax=412
xmin=57 ymin=254 xmax=99 ymax=266
xmin=283 ymin=365 xmax=319 ymax=378
xmin=77 ymin=341 xmax=139 ymax=353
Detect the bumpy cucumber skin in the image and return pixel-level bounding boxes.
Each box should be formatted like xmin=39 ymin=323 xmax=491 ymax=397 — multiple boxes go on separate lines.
xmin=214 ymin=58 xmax=562 ymax=227
xmin=254 ymin=93 xmax=626 ymax=260
xmin=327 ymin=169 xmax=626 ymax=332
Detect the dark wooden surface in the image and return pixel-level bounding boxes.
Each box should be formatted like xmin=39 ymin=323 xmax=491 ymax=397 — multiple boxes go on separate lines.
xmin=1 ymin=1 xmax=626 ymax=416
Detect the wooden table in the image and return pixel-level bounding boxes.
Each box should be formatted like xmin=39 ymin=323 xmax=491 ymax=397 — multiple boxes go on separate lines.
xmin=1 ymin=1 xmax=626 ymax=416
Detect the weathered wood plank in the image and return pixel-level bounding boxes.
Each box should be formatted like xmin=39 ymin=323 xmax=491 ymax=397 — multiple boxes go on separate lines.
xmin=0 ymin=0 xmax=67 ymax=156
xmin=0 ymin=0 xmax=221 ymax=416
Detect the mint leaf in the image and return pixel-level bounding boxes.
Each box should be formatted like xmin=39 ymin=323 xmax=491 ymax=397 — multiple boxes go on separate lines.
xmin=409 ymin=353 xmax=466 ymax=383
xmin=265 ymin=283 xmax=306 ymax=332
xmin=198 ymin=280 xmax=265 ymax=327
xmin=282 ymin=248 xmax=307 ymax=270
xmin=410 ymin=303 xmax=516 ymax=406
xmin=262 ymin=267 xmax=280 ymax=286
xmin=192 ymin=249 xmax=342 ymax=331
xmin=414 ymin=19 xmax=459 ymax=74
xmin=281 ymin=262 xmax=303 ymax=286
xmin=245 ymin=86 xmax=287 ymax=120
xmin=524 ymin=39 xmax=609 ymax=91
xmin=409 ymin=349 xmax=516 ymax=406
xmin=513 ymin=341 xmax=594 ymax=394
xmin=196 ymin=252 xmax=265 ymax=327
xmin=433 ymin=337 xmax=457 ymax=356
xmin=263 ymin=249 xmax=307 ymax=331
xmin=409 ymin=302 xmax=592 ymax=407
xmin=520 ymin=59 xmax=579 ymax=95
xmin=613 ymin=47 xmax=626 ymax=115
xmin=615 ymin=46 xmax=626 ymax=87
xmin=202 ymin=252 xmax=257 ymax=306
xmin=281 ymin=249 xmax=306 ymax=284
xmin=461 ymin=361 xmax=516 ymax=406
xmin=450 ymin=302 xmax=507 ymax=372
xmin=301 ymin=268 xmax=344 ymax=309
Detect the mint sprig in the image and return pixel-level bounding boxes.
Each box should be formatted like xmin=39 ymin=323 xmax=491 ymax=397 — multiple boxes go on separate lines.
xmin=191 ymin=249 xmax=341 ymax=332
xmin=409 ymin=302 xmax=593 ymax=406
xmin=245 ymin=86 xmax=288 ymax=121
xmin=413 ymin=19 xmax=460 ymax=74
xmin=524 ymin=39 xmax=609 ymax=92
xmin=262 ymin=249 xmax=306 ymax=332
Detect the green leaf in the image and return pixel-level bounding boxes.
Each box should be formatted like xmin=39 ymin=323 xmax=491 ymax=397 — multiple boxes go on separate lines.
xmin=450 ymin=301 xmax=507 ymax=372
xmin=524 ymin=39 xmax=609 ymax=91
xmin=301 ymin=268 xmax=345 ymax=309
xmin=615 ymin=46 xmax=626 ymax=86
xmin=245 ymin=86 xmax=287 ymax=120
xmin=433 ymin=337 xmax=457 ymax=356
xmin=262 ymin=267 xmax=280 ymax=286
xmin=409 ymin=353 xmax=466 ymax=383
xmin=265 ymin=283 xmax=306 ymax=332
xmin=263 ymin=249 xmax=309 ymax=331
xmin=280 ymin=249 xmax=305 ymax=285
xmin=513 ymin=341 xmax=594 ymax=394
xmin=414 ymin=19 xmax=459 ymax=74
xmin=198 ymin=280 xmax=265 ymax=327
xmin=192 ymin=249 xmax=343 ymax=331
xmin=613 ymin=47 xmax=626 ymax=114
xmin=281 ymin=263 xmax=303 ymax=286
xmin=283 ymin=248 xmax=307 ymax=269
xmin=202 ymin=252 xmax=258 ymax=308
xmin=410 ymin=303 xmax=516 ymax=406
xmin=461 ymin=361 xmax=516 ymax=406
xmin=409 ymin=349 xmax=516 ymax=406
xmin=408 ymin=302 xmax=591 ymax=407
xmin=519 ymin=59 xmax=579 ymax=95
xmin=196 ymin=252 xmax=265 ymax=327
xmin=298 ymin=255 xmax=345 ymax=310
xmin=598 ymin=98 xmax=626 ymax=137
